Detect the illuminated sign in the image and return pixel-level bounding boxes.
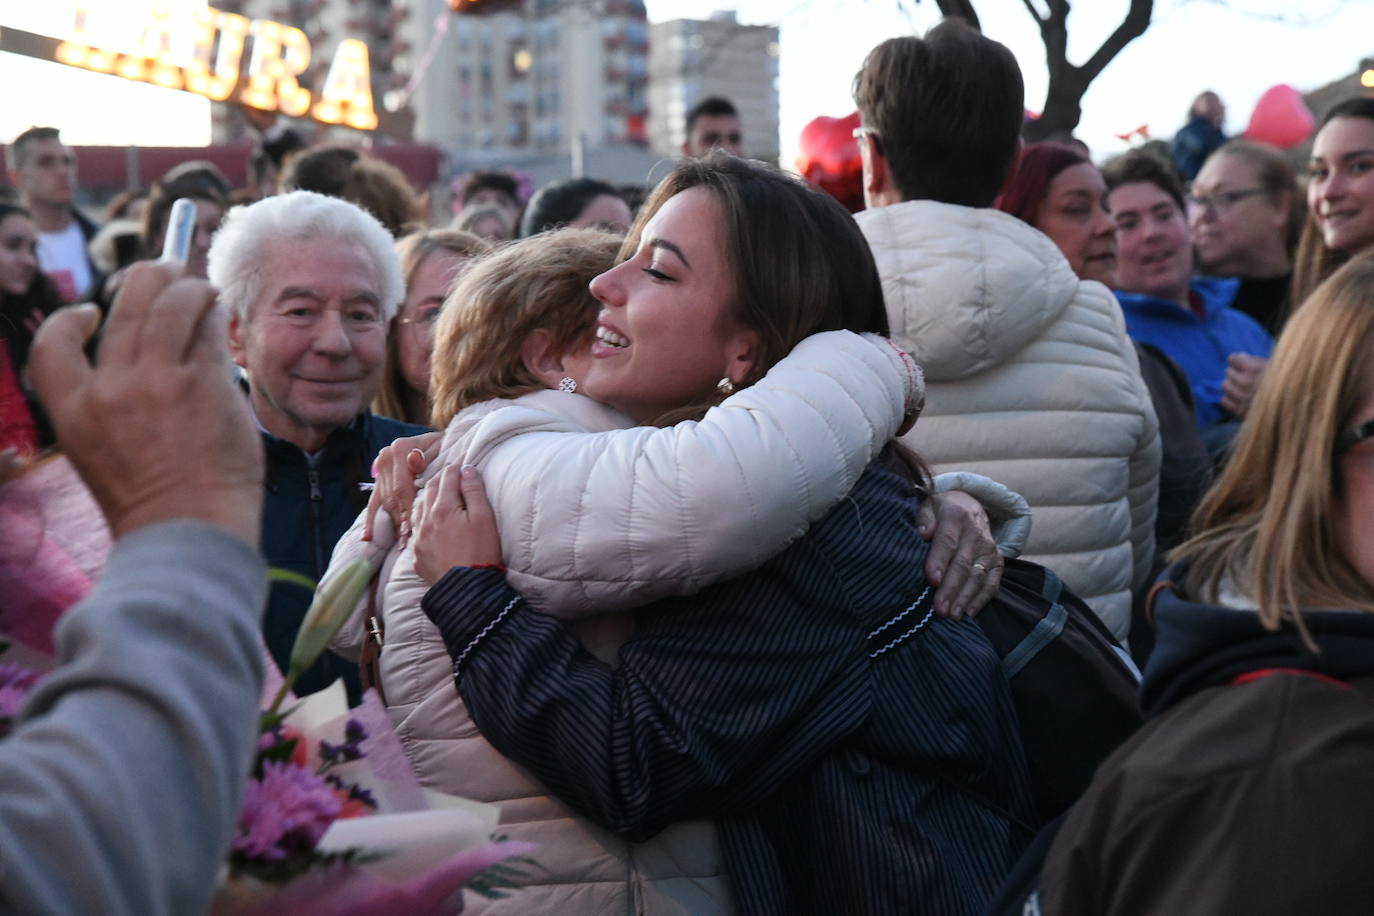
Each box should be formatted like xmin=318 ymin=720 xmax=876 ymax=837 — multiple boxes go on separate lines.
xmin=46 ymin=4 xmax=377 ymax=130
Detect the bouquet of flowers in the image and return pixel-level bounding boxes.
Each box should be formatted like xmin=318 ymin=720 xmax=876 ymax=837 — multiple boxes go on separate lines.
xmin=213 ymin=560 xmax=536 ymax=914
xmin=0 ymin=555 xmax=535 ymax=915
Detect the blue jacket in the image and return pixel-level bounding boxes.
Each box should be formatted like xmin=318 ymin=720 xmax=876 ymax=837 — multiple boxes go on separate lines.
xmin=1170 ymin=116 xmax=1226 ymax=180
xmin=423 ymin=455 xmax=1038 ymax=915
xmin=1115 ymin=277 xmax=1274 ymax=430
xmin=260 ymin=411 xmax=427 ymax=697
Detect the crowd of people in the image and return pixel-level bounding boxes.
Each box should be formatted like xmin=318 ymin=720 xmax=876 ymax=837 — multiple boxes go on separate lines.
xmin=0 ymin=16 xmax=1372 ymax=915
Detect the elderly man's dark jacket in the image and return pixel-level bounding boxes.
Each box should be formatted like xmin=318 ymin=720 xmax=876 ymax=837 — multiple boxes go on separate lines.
xmin=260 ymin=411 xmax=427 ymax=697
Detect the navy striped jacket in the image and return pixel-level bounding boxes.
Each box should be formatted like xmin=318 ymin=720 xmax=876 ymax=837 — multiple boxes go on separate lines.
xmin=423 ymin=457 xmax=1038 ymax=914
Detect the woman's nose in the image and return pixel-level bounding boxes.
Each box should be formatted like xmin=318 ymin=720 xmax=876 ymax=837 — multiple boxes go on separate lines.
xmin=1092 ymin=206 xmax=1115 ymax=238
xmin=588 ymin=262 xmax=625 ymax=307
xmin=1318 ymin=173 xmax=1346 ymax=203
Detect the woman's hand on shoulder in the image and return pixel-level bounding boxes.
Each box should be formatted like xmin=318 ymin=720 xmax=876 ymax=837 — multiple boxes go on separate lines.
xmin=363 ymin=430 xmax=442 ymax=544
xmin=916 ymin=489 xmax=1003 ymax=619
xmin=411 ymin=464 xmax=505 ymax=585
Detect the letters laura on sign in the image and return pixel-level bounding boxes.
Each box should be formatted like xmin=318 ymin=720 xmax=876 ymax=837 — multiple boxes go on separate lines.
xmin=54 ymin=3 xmax=377 ymax=130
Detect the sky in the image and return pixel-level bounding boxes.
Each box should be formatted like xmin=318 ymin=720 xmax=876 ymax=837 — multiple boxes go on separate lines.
xmin=1 ymin=0 xmax=1371 ymax=166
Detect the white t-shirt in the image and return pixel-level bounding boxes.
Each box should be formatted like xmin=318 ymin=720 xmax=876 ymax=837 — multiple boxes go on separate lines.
xmin=37 ymin=221 xmax=93 ymax=302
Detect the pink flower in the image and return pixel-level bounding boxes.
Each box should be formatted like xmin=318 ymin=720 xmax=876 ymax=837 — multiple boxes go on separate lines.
xmin=0 ymin=664 xmax=44 ymax=718
xmin=234 ymin=761 xmax=343 ymax=861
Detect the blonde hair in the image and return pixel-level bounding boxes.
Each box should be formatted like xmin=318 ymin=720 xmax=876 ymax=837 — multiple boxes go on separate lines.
xmin=428 ymin=227 xmax=620 ymax=427
xmin=1171 ymin=253 xmax=1374 ymax=633
xmin=372 ymin=228 xmax=492 ymax=424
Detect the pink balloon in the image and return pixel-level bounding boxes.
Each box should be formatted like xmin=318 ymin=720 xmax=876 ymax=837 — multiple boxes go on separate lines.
xmin=1244 ymin=85 xmax=1315 ymax=149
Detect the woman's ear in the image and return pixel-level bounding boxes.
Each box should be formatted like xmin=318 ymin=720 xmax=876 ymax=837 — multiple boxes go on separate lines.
xmin=519 ymin=329 xmax=569 ymax=390
xmin=722 ymin=327 xmax=761 ymax=388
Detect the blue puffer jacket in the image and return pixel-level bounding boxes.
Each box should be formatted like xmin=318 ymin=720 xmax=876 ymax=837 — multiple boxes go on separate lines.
xmin=260 ymin=411 xmax=427 ymax=697
xmin=1115 ymin=277 xmax=1274 ymax=430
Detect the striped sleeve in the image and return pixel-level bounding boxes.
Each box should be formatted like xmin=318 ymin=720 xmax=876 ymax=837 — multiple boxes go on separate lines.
xmin=421 ymin=556 xmax=873 ymax=842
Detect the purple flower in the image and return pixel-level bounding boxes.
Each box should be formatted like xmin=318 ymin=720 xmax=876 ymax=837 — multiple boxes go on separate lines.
xmin=318 ymin=718 xmax=369 ymax=767
xmin=324 ymin=773 xmax=377 ymax=811
xmin=233 ymin=761 xmax=342 ymax=861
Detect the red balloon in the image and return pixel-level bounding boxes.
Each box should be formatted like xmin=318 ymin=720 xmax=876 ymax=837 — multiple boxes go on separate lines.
xmin=796 ymin=111 xmax=865 ymax=212
xmin=1244 ymin=85 xmax=1315 ymax=149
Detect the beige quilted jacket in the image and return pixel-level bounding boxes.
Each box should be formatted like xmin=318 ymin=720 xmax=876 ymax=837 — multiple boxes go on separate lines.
xmin=857 ymin=200 xmax=1160 ymax=640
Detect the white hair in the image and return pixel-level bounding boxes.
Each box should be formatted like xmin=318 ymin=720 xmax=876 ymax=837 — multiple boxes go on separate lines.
xmin=207 ymin=190 xmax=404 ymax=322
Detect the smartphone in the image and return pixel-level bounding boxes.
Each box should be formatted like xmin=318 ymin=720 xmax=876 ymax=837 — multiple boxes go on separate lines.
xmin=160 ymin=197 xmax=197 ymax=263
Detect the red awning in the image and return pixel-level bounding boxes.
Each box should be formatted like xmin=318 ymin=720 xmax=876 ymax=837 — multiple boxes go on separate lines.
xmin=3 ymin=142 xmax=445 ymax=193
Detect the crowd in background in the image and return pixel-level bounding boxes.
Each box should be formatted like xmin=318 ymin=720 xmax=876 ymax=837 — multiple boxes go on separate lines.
xmin=1 ymin=18 xmax=1373 ymax=915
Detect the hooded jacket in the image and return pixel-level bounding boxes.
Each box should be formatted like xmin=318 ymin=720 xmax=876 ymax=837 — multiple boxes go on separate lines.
xmin=1040 ymin=576 xmax=1374 ymax=915
xmin=856 ymin=201 xmax=1160 ymax=640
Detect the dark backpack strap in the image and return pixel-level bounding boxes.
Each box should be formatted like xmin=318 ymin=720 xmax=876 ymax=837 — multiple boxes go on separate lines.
xmin=358 ymin=571 xmax=387 ymax=706
xmin=982 ymin=812 xmax=1068 ymax=916
xmin=1002 ymin=569 xmax=1067 ymax=679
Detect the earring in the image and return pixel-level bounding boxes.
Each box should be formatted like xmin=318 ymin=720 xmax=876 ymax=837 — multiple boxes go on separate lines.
xmin=558 ymin=377 xmax=577 ymax=393
xmin=716 ymin=377 xmax=734 ymax=396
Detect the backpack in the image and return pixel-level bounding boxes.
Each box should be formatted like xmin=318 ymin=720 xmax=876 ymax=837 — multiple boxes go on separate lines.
xmin=975 ymin=558 xmax=1144 ymax=823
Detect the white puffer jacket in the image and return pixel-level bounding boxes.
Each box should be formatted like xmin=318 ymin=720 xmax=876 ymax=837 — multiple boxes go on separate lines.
xmin=856 ymin=201 xmax=1160 ymax=640
xmin=325 ymin=330 xmax=921 ymax=914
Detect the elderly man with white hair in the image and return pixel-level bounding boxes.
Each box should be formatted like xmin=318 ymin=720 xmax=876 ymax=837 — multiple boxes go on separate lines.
xmin=208 ymin=190 xmax=428 ymax=697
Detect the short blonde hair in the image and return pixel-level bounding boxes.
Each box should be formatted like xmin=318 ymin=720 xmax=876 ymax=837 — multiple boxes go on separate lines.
xmin=372 ymin=228 xmax=494 ymax=424
xmin=1172 ymin=253 xmax=1374 ymax=630
xmin=428 ymin=227 xmax=620 ymax=427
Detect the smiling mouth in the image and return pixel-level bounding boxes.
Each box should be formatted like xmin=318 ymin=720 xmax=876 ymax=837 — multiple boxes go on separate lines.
xmin=595 ymin=325 xmax=630 ymax=348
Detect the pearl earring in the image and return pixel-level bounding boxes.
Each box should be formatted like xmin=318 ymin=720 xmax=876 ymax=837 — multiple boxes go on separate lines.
xmin=716 ymin=377 xmax=735 ymax=396
xmin=558 ymin=377 xmax=577 ymax=393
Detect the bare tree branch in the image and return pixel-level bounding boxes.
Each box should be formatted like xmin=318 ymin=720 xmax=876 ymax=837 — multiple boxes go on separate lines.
xmin=931 ymin=0 xmax=981 ymax=30
xmin=888 ymin=0 xmax=1153 ymax=138
xmin=1076 ymin=0 xmax=1152 ymax=86
xmin=1017 ymin=0 xmax=1046 ymax=28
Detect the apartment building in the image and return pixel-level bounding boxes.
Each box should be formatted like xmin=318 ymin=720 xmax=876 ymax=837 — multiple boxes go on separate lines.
xmin=646 ymin=11 xmax=780 ymax=164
